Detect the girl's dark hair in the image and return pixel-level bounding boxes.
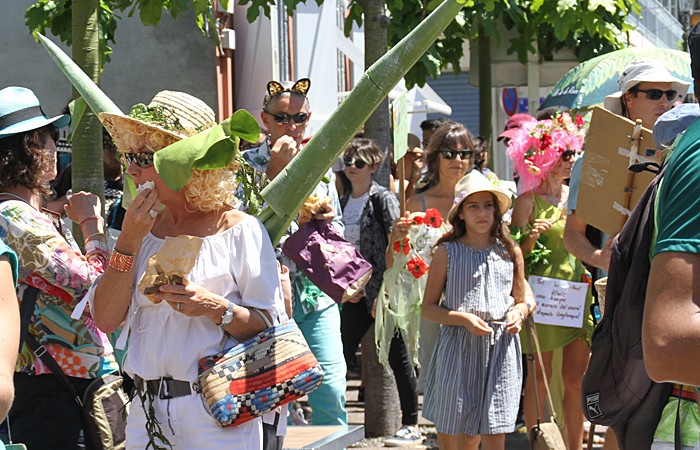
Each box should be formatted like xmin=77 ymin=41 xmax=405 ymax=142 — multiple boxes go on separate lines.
xmin=419 ymin=123 xmax=473 ymax=192
xmin=0 ymin=126 xmax=55 ymax=195
xmin=343 ymin=137 xmax=385 ymax=166
xmin=436 ymin=192 xmax=517 ymax=262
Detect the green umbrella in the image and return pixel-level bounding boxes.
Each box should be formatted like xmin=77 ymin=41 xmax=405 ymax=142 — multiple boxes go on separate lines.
xmin=539 ymin=47 xmax=693 ymax=112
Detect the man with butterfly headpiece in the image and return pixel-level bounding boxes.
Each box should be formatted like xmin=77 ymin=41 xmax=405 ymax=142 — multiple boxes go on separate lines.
xmin=241 ymin=79 xmax=348 ymax=433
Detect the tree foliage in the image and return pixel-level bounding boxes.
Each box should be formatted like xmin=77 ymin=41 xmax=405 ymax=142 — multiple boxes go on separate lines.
xmin=238 ymin=0 xmax=639 ymax=88
xmin=25 ymin=0 xmax=222 ymax=70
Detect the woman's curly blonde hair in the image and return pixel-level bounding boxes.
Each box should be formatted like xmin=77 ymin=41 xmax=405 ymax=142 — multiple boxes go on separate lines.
xmin=112 ymin=120 xmax=239 ymax=212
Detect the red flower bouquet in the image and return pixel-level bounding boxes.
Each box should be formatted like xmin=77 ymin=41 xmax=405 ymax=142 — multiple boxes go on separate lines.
xmin=392 ymin=238 xmax=411 ymax=255
xmin=406 ymin=256 xmax=429 ymax=278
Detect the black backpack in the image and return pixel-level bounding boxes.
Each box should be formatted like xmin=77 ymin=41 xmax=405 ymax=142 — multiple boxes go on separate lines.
xmin=580 ymin=166 xmax=673 ymax=450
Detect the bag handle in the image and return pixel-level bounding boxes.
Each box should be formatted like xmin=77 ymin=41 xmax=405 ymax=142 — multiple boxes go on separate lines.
xmin=525 ymin=317 xmax=558 ymax=426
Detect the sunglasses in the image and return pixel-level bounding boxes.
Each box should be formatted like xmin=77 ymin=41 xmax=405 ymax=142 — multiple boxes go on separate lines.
xmin=265 ymin=111 xmax=309 ymax=125
xmin=343 ymin=158 xmax=369 ymax=169
xmin=440 ymin=149 xmax=474 ymax=160
xmin=48 ymin=126 xmax=60 ymax=143
xmin=118 ymin=151 xmax=154 ymax=168
xmin=632 ymin=88 xmax=678 ymax=101
xmin=561 ymin=150 xmax=576 ymax=162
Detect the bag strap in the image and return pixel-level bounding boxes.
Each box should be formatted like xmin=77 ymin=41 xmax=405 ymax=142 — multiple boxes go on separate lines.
xmin=525 ymin=318 xmax=558 ymax=425
xmin=19 ymin=286 xmax=83 ymax=406
xmin=675 ymin=385 xmax=683 ymax=450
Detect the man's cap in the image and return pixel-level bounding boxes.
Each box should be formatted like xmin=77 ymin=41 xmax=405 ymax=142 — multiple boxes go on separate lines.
xmin=497 ymin=113 xmax=536 ymax=142
xmin=603 ymin=60 xmax=690 ymax=115
xmin=0 ymin=86 xmax=70 ymax=139
xmin=653 ymin=103 xmax=700 ymax=149
xmin=407 ymin=133 xmax=422 ymax=153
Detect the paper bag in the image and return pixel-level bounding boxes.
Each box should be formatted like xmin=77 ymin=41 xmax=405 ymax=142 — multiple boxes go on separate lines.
xmin=137 ymin=235 xmax=204 ymax=303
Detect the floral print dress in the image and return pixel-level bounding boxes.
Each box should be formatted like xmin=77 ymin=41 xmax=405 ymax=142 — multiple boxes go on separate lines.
xmin=0 ymin=200 xmax=118 ymax=378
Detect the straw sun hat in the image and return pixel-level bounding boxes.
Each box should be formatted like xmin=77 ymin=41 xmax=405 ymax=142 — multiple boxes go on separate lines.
xmin=447 ymin=171 xmax=511 ymax=224
xmin=98 ymin=90 xmax=217 ymax=149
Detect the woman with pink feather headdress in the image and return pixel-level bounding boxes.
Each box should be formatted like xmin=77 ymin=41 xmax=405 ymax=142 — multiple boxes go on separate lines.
xmin=509 ymin=112 xmax=594 ymax=450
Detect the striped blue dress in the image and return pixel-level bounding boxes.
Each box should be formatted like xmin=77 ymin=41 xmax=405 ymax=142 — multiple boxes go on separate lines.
xmin=422 ymin=241 xmax=522 ymax=435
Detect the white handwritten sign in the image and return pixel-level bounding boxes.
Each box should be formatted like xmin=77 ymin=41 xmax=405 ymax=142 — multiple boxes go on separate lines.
xmin=528 ymin=275 xmax=588 ymax=328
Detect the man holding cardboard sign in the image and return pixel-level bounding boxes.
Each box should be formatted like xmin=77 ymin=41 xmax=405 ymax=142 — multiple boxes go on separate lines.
xmin=564 ymin=61 xmax=688 ymax=276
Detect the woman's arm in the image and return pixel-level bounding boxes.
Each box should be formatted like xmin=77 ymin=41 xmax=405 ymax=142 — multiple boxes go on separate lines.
xmin=0 ymin=256 xmax=19 ymax=422
xmin=92 ymin=189 xmax=159 ymax=333
xmin=422 ymin=246 xmax=492 ymax=336
xmin=1 ymin=198 xmax=107 ymax=305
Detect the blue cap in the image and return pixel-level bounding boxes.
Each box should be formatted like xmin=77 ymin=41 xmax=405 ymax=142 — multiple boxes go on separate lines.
xmin=0 ymin=86 xmax=70 ymax=139
xmin=653 ymin=104 xmax=700 ymax=150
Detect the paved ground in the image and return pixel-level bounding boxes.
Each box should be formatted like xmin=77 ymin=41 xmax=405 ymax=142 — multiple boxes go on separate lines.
xmin=323 ymin=378 xmax=605 ymax=449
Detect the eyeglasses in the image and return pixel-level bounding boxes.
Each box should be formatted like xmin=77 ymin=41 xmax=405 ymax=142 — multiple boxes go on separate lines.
xmin=265 ymin=111 xmax=309 ymax=125
xmin=440 ymin=149 xmax=474 ymax=160
xmin=343 ymin=157 xmax=368 ymax=169
xmin=632 ymin=88 xmax=678 ymax=101
xmin=118 ymin=151 xmax=154 ymax=168
xmin=48 ymin=126 xmax=60 ymax=143
xmin=561 ymin=150 xmax=576 ymax=162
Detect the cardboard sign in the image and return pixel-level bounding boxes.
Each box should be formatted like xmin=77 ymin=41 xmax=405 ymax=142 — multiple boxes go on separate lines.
xmin=576 ymin=106 xmax=657 ymax=235
xmin=528 ymin=275 xmax=588 ymax=328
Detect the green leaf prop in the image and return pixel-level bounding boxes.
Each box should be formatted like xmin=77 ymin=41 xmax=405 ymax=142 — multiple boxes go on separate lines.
xmin=154 ymin=110 xmax=260 ymax=192
xmin=35 ymin=31 xmax=122 ymax=116
xmin=260 ymin=0 xmax=466 ymax=244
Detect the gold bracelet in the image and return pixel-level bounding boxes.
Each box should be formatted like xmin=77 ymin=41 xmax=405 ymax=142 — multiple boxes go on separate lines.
xmin=109 ymin=249 xmax=135 ymax=272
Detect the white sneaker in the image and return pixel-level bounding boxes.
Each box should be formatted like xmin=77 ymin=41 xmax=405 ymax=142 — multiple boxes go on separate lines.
xmin=384 ymin=425 xmax=423 ymax=447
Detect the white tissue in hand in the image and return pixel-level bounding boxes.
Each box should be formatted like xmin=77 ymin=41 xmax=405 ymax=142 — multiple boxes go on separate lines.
xmin=136 ymin=181 xmax=155 ymax=193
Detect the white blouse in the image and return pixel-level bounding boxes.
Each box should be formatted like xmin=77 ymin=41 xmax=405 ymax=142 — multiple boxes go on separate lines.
xmin=81 ymin=215 xmax=284 ymax=382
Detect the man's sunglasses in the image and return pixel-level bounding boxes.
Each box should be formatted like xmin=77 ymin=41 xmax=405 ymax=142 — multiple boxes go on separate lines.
xmin=632 ymin=88 xmax=678 ymax=101
xmin=440 ymin=149 xmax=474 ymax=160
xmin=118 ymin=151 xmax=154 ymax=168
xmin=265 ymin=111 xmax=309 ymax=125
xmin=561 ymin=150 xmax=576 ymax=162
xmin=343 ymin=158 xmax=368 ymax=169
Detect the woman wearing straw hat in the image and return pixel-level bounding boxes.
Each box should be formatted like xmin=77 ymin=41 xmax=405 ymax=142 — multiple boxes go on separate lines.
xmin=0 ymin=86 xmax=120 ymax=449
xmin=86 ymin=91 xmax=285 ymax=449
xmin=508 ymin=113 xmax=592 ymax=450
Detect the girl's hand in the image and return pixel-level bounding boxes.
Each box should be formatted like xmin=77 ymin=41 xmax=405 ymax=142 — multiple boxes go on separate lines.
xmin=155 ymin=282 xmax=227 ymax=323
xmin=463 ymin=313 xmax=493 ymax=336
xmin=64 ymin=191 xmax=102 ymax=224
xmin=506 ymin=309 xmax=525 ymax=334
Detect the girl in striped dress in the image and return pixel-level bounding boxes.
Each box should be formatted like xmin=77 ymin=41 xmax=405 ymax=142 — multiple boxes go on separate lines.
xmin=422 ymin=171 xmax=531 ymax=450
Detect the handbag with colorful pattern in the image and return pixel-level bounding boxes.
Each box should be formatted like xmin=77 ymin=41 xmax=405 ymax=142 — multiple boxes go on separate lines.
xmin=196 ymin=313 xmax=324 ymax=427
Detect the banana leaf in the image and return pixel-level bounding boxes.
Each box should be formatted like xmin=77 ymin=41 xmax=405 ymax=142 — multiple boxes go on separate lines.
xmin=260 ymin=0 xmax=465 ymax=244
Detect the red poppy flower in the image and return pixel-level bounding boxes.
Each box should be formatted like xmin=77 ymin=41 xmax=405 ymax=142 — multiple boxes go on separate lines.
xmin=411 ymin=215 xmax=424 ymax=225
xmin=406 ymin=256 xmax=429 ymax=278
xmin=424 ymin=208 xmax=443 ymax=228
xmin=392 ymin=238 xmax=411 ymax=255
xmin=575 ymin=114 xmax=585 ymax=128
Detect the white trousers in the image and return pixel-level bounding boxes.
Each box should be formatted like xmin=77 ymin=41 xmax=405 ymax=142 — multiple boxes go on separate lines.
xmin=126 ymin=392 xmax=262 ymax=449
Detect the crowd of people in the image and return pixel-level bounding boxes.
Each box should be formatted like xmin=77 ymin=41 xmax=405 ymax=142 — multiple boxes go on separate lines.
xmin=1 ymin=21 xmax=700 ymax=450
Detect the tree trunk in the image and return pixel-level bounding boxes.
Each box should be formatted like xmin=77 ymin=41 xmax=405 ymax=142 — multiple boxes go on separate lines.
xmin=363 ymin=0 xmax=392 ymax=189
xmin=72 ymin=0 xmax=105 ymax=225
xmin=361 ymin=328 xmax=401 ymax=437
xmin=357 ymin=0 xmax=401 ymax=438
xmin=477 ymin=17 xmax=493 ymax=160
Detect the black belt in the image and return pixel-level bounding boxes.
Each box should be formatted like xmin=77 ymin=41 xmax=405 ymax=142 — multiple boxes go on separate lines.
xmin=134 ymin=375 xmax=195 ymax=400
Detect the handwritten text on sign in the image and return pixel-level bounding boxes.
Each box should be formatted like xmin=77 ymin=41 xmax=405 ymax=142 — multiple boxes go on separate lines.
xmin=528 ymin=275 xmax=588 ymax=328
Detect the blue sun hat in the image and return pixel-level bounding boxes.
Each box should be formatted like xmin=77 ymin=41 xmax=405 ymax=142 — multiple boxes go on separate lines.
xmin=0 ymin=86 xmax=70 ymax=139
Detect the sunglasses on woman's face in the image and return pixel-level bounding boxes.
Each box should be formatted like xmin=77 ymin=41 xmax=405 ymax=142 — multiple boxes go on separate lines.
xmin=118 ymin=151 xmax=154 ymax=168
xmin=632 ymin=88 xmax=678 ymax=101
xmin=440 ymin=149 xmax=474 ymax=160
xmin=48 ymin=127 xmax=60 ymax=143
xmin=266 ymin=111 xmax=309 ymax=125
xmin=343 ymin=157 xmax=368 ymax=169
xmin=561 ymin=150 xmax=576 ymax=162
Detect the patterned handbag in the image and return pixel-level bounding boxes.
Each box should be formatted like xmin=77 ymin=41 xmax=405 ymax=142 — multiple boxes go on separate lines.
xmin=196 ymin=312 xmax=324 ymax=427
